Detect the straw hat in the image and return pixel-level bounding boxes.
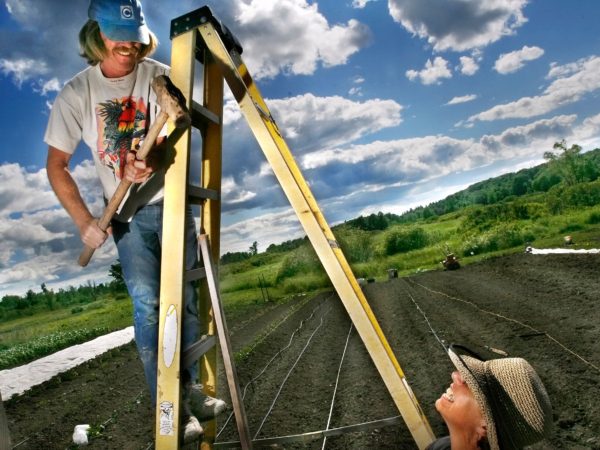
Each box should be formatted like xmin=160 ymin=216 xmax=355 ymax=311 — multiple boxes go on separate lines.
xmin=448 ymin=348 xmax=553 ymax=449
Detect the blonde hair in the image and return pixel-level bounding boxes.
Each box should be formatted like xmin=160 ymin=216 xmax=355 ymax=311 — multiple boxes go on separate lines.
xmin=78 ymin=20 xmax=158 ymax=65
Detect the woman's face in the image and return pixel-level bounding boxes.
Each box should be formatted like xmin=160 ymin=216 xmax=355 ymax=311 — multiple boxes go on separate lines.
xmin=435 ymin=371 xmax=486 ymax=431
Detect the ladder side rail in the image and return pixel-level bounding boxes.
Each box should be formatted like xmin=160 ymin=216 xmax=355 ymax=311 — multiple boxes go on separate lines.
xmin=197 ymin=22 xmax=435 ymax=449
xmin=198 ymin=47 xmax=225 ymax=450
xmin=155 ymin=29 xmax=197 ymax=449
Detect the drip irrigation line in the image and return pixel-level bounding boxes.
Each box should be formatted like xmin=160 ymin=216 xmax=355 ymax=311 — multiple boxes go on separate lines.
xmin=11 ymin=437 xmax=30 ymax=449
xmin=321 ymin=323 xmax=354 ymax=450
xmin=401 ymin=280 xmax=448 ymax=354
xmin=407 ymin=279 xmax=600 ymax=374
xmin=215 ymin=415 xmax=402 ymax=448
xmin=254 ymin=306 xmax=332 ymax=439
xmin=217 ymin=294 xmax=335 ymax=438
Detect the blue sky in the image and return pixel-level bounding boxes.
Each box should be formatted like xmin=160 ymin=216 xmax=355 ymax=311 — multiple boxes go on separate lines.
xmin=2 ymin=0 xmax=600 ymax=297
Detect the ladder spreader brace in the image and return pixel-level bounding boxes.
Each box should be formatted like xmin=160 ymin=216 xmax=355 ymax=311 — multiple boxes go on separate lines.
xmin=156 ymin=5 xmax=436 ymax=449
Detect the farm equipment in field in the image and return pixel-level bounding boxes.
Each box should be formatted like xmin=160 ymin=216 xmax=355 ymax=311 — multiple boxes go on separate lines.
xmin=442 ymin=253 xmax=460 ymax=270
xmin=440 ymin=246 xmax=460 ymax=270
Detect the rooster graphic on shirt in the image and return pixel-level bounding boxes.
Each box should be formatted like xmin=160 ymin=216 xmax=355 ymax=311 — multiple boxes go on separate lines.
xmin=96 ymin=96 xmax=147 ymax=178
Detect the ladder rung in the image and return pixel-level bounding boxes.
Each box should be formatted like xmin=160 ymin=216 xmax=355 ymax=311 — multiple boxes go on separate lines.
xmin=185 ymin=266 xmax=206 ymax=282
xmin=187 ymin=184 xmax=219 ymax=204
xmin=182 ymin=335 xmax=216 ymax=369
xmin=192 ymin=100 xmax=220 ymax=128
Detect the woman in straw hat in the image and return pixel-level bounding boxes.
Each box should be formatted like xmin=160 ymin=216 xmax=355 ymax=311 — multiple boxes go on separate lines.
xmin=427 ymin=345 xmax=553 ymax=450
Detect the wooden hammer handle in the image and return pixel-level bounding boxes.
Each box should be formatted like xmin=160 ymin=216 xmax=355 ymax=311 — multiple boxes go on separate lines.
xmin=77 ymin=111 xmax=169 ymax=267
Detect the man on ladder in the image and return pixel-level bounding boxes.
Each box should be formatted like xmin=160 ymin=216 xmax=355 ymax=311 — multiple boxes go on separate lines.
xmin=44 ymin=0 xmax=226 ymax=444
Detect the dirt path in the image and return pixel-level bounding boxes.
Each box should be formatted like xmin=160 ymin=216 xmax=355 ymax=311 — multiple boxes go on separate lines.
xmin=5 ymin=253 xmax=600 ymax=449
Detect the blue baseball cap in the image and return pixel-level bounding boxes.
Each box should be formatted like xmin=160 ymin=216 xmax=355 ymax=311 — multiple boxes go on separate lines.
xmin=88 ymin=0 xmax=150 ymax=45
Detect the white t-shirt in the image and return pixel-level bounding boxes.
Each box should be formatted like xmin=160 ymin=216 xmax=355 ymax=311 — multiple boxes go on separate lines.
xmin=44 ymin=58 xmax=169 ymax=222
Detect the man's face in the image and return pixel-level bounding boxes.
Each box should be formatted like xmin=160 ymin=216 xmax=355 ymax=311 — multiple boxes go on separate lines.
xmin=100 ymin=32 xmax=142 ymax=76
xmin=435 ymin=371 xmax=486 ymax=431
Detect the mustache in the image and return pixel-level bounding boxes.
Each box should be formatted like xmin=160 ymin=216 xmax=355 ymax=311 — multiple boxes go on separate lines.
xmin=114 ymin=46 xmax=140 ymax=56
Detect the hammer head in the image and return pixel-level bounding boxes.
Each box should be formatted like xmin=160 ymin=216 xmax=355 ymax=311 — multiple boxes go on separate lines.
xmin=151 ymin=75 xmax=191 ymax=128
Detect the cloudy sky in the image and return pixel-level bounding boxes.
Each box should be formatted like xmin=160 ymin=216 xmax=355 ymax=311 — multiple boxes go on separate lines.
xmin=1 ymin=0 xmax=600 ymax=297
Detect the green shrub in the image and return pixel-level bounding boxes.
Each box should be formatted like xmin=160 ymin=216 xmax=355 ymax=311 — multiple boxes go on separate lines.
xmin=547 ymin=181 xmax=600 ymax=213
xmin=275 ymin=245 xmax=321 ymax=282
xmin=280 ymin=274 xmax=331 ymax=294
xmin=586 ymin=212 xmax=600 ymax=224
xmin=461 ymin=225 xmax=535 ymax=256
xmin=71 ymin=306 xmax=84 ymax=314
xmin=462 ymin=201 xmax=544 ymax=230
xmin=335 ymin=228 xmax=374 ymax=263
xmin=384 ymin=227 xmax=429 ymax=255
xmin=461 ymin=233 xmax=497 ymax=256
xmin=559 ymin=224 xmax=584 ymax=233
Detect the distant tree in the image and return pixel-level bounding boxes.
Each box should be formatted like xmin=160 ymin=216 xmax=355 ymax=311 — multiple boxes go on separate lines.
xmin=221 ymin=251 xmax=251 ymax=265
xmin=265 ymin=237 xmax=306 ymax=253
xmin=532 ymin=172 xmax=561 ymax=192
xmin=249 ymin=241 xmax=258 ymax=256
xmin=474 ymin=191 xmax=488 ymax=205
xmin=367 ymin=212 xmax=388 ymax=230
xmin=109 ymin=260 xmax=127 ymax=292
xmin=41 ymin=283 xmax=55 ymax=310
xmin=544 ymin=140 xmax=586 ymax=186
xmin=512 ymin=173 xmax=530 ymax=196
xmin=422 ymin=207 xmax=435 ymax=219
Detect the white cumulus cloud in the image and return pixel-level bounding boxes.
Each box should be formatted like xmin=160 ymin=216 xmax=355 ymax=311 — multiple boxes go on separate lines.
xmin=406 ymin=57 xmax=452 ymax=85
xmin=388 ymin=0 xmax=528 ymax=51
xmin=447 ymin=94 xmax=477 ymax=105
xmin=468 ymin=55 xmax=600 ymax=122
xmin=0 ymin=58 xmax=49 ymax=87
xmin=352 ymin=0 xmax=376 ymax=8
xmin=234 ymin=0 xmax=372 ymax=79
xmin=459 ymin=56 xmax=479 ymax=75
xmin=266 ymin=93 xmax=403 ymax=152
xmin=494 ymin=45 xmax=544 ymax=74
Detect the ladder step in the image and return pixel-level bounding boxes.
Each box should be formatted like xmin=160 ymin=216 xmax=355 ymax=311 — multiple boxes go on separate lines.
xmin=187 ymin=184 xmax=219 ymax=204
xmin=182 ymin=335 xmax=216 ymax=369
xmin=185 ymin=266 xmax=206 ymax=282
xmin=192 ymin=100 xmax=220 ymax=129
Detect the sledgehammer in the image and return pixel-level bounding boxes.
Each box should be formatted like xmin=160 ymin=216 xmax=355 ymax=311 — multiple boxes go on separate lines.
xmin=78 ymin=75 xmax=191 ymax=267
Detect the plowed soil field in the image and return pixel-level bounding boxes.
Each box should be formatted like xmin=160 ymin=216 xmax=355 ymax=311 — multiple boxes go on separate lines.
xmin=6 ymin=253 xmax=600 ymax=449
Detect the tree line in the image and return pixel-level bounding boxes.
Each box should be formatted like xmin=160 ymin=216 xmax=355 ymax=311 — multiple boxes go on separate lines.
xmin=0 ymin=261 xmax=127 ymax=322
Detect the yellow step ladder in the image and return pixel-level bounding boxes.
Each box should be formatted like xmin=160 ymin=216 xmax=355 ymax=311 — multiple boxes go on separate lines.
xmin=155 ymin=8 xmax=251 ymax=448
xmin=156 ymin=5 xmax=435 ymax=449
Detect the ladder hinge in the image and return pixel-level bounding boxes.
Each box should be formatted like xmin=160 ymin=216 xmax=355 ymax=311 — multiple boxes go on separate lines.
xmin=170 ymin=6 xmax=243 ymax=58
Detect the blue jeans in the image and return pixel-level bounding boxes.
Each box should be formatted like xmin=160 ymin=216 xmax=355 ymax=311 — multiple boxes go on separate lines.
xmin=112 ymin=202 xmax=200 ymax=404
